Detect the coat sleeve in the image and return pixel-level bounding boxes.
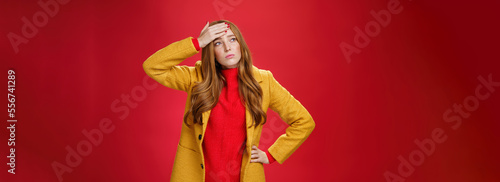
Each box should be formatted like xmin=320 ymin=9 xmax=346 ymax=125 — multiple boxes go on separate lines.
xmin=142 ymin=37 xmax=199 ymax=92
xmin=266 ymin=71 xmax=316 ymax=164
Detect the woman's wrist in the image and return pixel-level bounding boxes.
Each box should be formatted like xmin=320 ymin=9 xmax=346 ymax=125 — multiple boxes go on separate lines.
xmin=265 ymin=150 xmax=276 ymax=164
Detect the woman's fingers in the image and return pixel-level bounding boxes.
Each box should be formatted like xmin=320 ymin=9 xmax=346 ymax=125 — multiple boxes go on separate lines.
xmin=250 ymin=159 xmax=261 ymax=163
xmin=209 ymin=23 xmax=229 ymax=35
xmin=250 ymin=150 xmax=261 ymax=162
xmin=251 ymin=146 xmax=269 ymax=164
xmin=251 ymin=145 xmax=261 ymax=159
xmin=209 ymin=24 xmax=229 ymax=35
xmin=198 ymin=22 xmax=230 ymax=48
xmin=206 ymin=23 xmax=225 ymax=32
xmin=251 ymin=149 xmax=259 ymax=159
xmin=250 ymin=146 xmax=269 ymax=164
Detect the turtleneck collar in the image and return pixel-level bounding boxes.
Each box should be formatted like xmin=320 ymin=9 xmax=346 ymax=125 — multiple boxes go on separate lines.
xmin=221 ymin=67 xmax=238 ymax=83
xmin=221 ymin=67 xmax=238 ymax=75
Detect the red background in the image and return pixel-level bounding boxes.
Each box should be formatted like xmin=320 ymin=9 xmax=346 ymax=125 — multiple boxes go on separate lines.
xmin=2 ymin=0 xmax=500 ymax=181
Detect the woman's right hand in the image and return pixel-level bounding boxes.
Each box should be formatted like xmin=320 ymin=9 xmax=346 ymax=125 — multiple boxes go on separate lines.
xmin=197 ymin=21 xmax=230 ymax=49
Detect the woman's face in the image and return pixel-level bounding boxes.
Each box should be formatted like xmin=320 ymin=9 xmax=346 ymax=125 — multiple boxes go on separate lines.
xmin=213 ymin=28 xmax=241 ymax=69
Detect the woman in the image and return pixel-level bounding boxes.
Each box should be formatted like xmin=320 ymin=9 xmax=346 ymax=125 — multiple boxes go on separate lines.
xmin=143 ymin=20 xmax=315 ymax=182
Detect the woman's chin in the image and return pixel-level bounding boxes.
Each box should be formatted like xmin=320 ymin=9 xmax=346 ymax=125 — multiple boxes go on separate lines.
xmin=221 ymin=60 xmax=240 ymax=69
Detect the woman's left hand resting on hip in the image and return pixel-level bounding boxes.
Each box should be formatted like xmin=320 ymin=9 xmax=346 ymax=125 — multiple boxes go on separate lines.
xmin=250 ymin=145 xmax=269 ymax=164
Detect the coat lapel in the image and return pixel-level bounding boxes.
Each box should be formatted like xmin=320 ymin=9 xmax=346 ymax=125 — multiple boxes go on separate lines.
xmin=201 ymin=110 xmax=210 ymax=134
xmin=245 ymin=66 xmax=263 ymax=156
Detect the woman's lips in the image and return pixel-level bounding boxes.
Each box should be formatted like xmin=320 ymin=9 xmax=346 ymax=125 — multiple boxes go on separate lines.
xmin=225 ymin=54 xmax=234 ymax=59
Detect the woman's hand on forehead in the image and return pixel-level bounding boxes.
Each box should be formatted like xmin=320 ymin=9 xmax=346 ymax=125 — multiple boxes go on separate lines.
xmin=197 ymin=22 xmax=230 ymax=48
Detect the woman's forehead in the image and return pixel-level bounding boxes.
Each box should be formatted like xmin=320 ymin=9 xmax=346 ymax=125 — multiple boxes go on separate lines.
xmin=215 ymin=29 xmax=236 ymax=41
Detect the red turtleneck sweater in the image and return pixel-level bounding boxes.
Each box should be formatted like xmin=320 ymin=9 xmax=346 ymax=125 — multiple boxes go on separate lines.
xmin=194 ymin=38 xmax=276 ymax=182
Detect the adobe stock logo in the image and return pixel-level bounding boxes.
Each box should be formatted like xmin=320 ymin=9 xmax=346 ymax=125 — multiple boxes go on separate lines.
xmin=384 ymin=74 xmax=499 ymax=182
xmin=339 ymin=0 xmax=407 ymax=63
xmin=7 ymin=0 xmax=71 ymax=54
xmin=212 ymin=0 xmax=243 ymax=20
xmin=51 ymin=75 xmax=158 ymax=182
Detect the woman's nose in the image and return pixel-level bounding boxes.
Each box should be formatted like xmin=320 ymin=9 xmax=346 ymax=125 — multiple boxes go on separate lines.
xmin=224 ymin=43 xmax=231 ymax=51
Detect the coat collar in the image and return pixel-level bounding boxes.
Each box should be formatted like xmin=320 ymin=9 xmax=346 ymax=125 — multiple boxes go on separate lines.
xmin=251 ymin=65 xmax=263 ymax=83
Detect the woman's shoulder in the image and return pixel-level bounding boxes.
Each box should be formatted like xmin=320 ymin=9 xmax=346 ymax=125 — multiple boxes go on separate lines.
xmin=252 ymin=65 xmax=274 ymax=83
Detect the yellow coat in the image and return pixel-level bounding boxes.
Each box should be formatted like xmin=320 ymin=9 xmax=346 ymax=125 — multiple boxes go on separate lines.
xmin=143 ymin=37 xmax=315 ymax=182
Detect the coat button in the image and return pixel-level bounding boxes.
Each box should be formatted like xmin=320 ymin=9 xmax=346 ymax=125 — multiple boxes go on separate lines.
xmin=198 ymin=134 xmax=202 ymax=140
xmin=201 ymin=164 xmax=204 ymax=169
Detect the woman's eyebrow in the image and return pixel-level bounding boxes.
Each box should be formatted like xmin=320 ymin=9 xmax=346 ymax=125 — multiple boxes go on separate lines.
xmin=214 ymin=34 xmax=236 ymax=41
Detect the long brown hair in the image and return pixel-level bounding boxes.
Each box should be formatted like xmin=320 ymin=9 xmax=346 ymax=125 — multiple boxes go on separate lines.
xmin=183 ymin=20 xmax=266 ymax=128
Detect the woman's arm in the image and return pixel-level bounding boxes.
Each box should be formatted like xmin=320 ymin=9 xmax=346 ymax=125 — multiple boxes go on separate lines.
xmin=267 ymin=71 xmax=316 ymax=164
xmin=142 ymin=21 xmax=230 ymax=92
xmin=142 ymin=37 xmax=199 ymax=92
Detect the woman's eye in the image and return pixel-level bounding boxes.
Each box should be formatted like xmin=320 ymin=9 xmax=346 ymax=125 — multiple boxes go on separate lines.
xmin=231 ymin=38 xmax=236 ymax=41
xmin=215 ymin=42 xmax=221 ymax=46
